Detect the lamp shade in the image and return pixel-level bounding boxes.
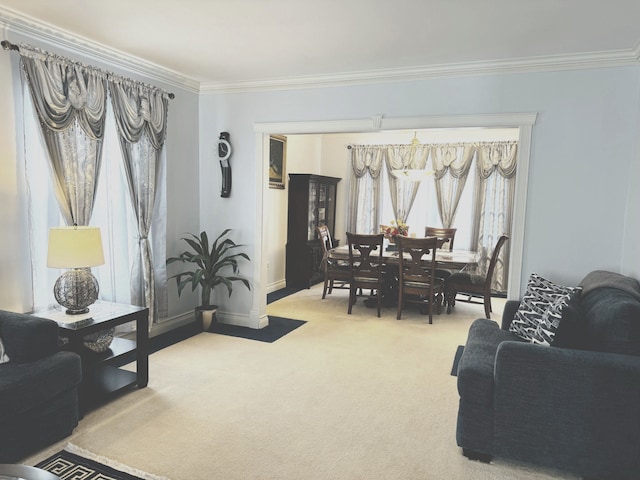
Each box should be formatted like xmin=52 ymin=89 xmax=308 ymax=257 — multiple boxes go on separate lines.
xmin=47 ymin=226 xmax=105 ymax=269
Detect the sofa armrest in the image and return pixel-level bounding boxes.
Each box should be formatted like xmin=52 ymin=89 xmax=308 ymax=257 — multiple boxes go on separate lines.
xmin=500 ymin=300 xmax=520 ymax=330
xmin=0 ymin=311 xmax=59 ymax=363
xmin=493 ymin=341 xmax=640 ymax=476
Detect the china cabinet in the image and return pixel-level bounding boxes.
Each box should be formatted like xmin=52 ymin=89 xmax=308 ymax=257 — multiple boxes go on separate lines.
xmin=286 ymin=174 xmax=341 ymax=288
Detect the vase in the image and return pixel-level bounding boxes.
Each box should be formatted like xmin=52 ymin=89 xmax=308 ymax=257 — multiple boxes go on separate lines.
xmin=195 ymin=306 xmax=218 ymax=332
xmin=83 ymin=328 xmax=115 ymax=353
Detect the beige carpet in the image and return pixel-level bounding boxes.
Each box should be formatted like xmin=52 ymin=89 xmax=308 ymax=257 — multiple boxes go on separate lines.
xmin=25 ymin=285 xmax=578 ymax=479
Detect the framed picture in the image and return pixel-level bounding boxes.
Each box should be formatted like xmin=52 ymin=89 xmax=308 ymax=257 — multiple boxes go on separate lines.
xmin=269 ymin=135 xmax=287 ymax=189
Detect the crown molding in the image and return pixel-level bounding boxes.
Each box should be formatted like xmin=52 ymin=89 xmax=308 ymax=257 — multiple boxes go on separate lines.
xmin=0 ymin=6 xmax=200 ymax=95
xmin=1 ymin=5 xmax=638 ymax=96
xmin=202 ymin=48 xmax=640 ymax=94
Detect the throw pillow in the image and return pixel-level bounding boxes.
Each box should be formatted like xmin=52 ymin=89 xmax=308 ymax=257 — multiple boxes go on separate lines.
xmin=509 ymin=273 xmax=582 ymax=345
xmin=0 ymin=336 xmax=9 ymax=364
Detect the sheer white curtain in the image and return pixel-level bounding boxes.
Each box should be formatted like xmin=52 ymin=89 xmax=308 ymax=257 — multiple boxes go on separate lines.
xmin=92 ymin=108 xmax=141 ymax=306
xmin=431 ymin=144 xmax=476 ymax=228
xmin=472 ymin=141 xmax=518 ymax=292
xmin=347 ymin=146 xmax=384 ymax=234
xmin=385 ymin=144 xmax=430 ymax=223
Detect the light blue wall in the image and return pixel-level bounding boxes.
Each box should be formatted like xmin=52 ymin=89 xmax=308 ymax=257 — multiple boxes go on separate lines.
xmin=200 ymin=65 xmax=640 ymax=314
xmin=2 ymin=25 xmax=638 ymax=324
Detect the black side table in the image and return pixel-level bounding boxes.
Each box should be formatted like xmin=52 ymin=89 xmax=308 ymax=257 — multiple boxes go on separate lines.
xmin=32 ymin=301 xmax=149 ymax=413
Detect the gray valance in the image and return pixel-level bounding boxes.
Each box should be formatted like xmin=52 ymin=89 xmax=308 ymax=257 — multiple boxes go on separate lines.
xmin=19 ymin=45 xmax=108 ymax=139
xmin=109 ymin=79 xmax=169 ymax=148
xmin=476 ymin=141 xmax=518 ymax=179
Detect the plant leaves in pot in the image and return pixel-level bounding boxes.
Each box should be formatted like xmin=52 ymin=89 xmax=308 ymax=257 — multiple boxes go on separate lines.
xmin=167 ymin=229 xmax=251 ymax=332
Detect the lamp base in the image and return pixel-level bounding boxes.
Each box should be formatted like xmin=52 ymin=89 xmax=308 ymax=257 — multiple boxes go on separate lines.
xmin=65 ymin=307 xmax=90 ymax=315
xmin=53 ymin=268 xmax=99 ymax=315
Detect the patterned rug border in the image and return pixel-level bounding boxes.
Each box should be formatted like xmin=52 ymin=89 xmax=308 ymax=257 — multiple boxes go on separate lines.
xmin=36 ymin=443 xmax=169 ymax=480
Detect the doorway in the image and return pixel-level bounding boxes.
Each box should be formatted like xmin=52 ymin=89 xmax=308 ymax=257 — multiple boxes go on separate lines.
xmin=249 ymin=113 xmax=536 ymax=328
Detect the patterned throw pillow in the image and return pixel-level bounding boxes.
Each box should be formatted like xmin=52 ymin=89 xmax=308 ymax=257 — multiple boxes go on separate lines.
xmin=509 ymin=273 xmax=582 ymax=345
xmin=0 ymin=336 xmax=9 ymax=364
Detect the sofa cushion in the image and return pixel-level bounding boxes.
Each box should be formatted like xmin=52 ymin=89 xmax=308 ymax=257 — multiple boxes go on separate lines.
xmin=551 ymin=304 xmax=590 ymax=349
xmin=580 ymin=287 xmax=640 ymax=356
xmin=458 ymin=318 xmax=524 ymax=405
xmin=509 ymin=273 xmax=581 ymax=345
xmin=0 ymin=351 xmax=81 ymax=422
xmin=580 ymin=270 xmax=640 ymax=301
xmin=0 ymin=312 xmax=58 ymax=363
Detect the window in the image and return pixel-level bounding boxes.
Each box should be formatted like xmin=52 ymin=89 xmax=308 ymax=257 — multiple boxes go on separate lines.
xmin=23 ymin=88 xmax=166 ymax=313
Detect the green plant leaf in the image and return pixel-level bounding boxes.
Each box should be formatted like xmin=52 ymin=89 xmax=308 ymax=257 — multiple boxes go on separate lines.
xmin=166 ymin=228 xmax=251 ymax=306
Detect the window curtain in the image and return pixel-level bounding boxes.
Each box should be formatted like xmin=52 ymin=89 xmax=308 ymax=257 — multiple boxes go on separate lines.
xmin=109 ymin=79 xmax=170 ymax=325
xmin=15 ymin=42 xmax=170 ymax=323
xmin=471 ymin=141 xmax=518 ymax=292
xmin=385 ymin=144 xmax=430 ymax=224
xmin=431 ymin=144 xmax=476 ymax=228
xmin=18 ymin=44 xmax=107 ymax=227
xmin=347 ymin=146 xmax=384 ymax=234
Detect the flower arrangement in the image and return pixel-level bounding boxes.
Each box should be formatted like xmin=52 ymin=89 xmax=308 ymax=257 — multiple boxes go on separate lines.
xmin=384 ymin=219 xmax=409 ymax=240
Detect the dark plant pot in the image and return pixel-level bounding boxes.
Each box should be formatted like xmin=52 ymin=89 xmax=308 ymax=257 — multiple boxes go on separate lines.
xmin=195 ymin=305 xmax=218 ymax=332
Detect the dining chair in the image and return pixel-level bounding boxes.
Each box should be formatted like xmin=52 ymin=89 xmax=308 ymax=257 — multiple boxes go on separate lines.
xmin=316 ymin=225 xmax=350 ymax=299
xmin=445 ymin=234 xmax=509 ymax=318
xmin=424 ymin=226 xmax=457 ymax=250
xmin=346 ymin=232 xmax=385 ymax=317
xmin=396 ymin=235 xmax=445 ymax=323
xmin=425 ymin=226 xmax=458 ymax=280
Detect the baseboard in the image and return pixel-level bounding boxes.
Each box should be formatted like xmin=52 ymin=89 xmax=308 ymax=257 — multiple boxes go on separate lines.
xmin=150 ymin=311 xmax=194 ymax=338
xmin=267 ymin=279 xmax=286 ymax=294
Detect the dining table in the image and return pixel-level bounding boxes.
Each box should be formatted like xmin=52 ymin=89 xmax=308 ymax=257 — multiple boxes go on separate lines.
xmin=328 ymin=241 xmax=479 ymax=309
xmin=328 ymin=242 xmax=478 ymax=270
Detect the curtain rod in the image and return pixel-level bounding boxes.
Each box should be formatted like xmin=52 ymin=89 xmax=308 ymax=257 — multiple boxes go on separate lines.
xmin=2 ymin=40 xmax=175 ymax=99
xmin=1 ymin=40 xmax=18 ymax=51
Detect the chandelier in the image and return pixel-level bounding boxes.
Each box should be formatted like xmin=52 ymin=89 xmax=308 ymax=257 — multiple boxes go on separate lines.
xmin=390 ymin=132 xmax=433 ymax=181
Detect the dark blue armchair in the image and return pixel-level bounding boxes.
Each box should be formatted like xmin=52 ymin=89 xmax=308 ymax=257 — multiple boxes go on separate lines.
xmin=0 ymin=310 xmax=82 ymax=462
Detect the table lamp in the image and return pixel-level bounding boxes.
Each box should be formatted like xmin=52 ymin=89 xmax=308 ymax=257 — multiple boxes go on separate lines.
xmin=47 ymin=226 xmax=105 ymax=314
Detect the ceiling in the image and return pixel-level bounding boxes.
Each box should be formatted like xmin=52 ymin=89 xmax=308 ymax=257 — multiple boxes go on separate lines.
xmin=1 ymin=0 xmax=639 ymax=90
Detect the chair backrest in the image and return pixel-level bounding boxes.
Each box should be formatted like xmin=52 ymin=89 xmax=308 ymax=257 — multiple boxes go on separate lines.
xmin=396 ymin=235 xmax=440 ymax=286
xmin=484 ymin=234 xmax=510 ymax=285
xmin=316 ymin=225 xmax=333 ymax=254
xmin=346 ymin=232 xmax=384 ymax=280
xmin=424 ymin=226 xmax=457 ymax=250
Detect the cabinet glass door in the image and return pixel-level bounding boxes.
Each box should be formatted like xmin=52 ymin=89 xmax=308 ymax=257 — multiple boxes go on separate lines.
xmin=326 ymin=183 xmax=336 ymax=237
xmin=307 ymin=181 xmax=317 ymax=241
xmin=317 ymin=183 xmax=327 ymax=233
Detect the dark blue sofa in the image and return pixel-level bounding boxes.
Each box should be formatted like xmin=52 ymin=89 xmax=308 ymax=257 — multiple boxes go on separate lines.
xmin=0 ymin=310 xmax=82 ymax=462
xmin=455 ymin=270 xmax=640 ymax=479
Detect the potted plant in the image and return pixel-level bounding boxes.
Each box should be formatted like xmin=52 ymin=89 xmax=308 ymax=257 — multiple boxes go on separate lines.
xmin=167 ymin=229 xmax=251 ymax=331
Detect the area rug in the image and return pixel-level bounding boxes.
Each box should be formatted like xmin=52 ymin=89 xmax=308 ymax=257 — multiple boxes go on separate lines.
xmin=209 ymin=315 xmax=306 ymax=342
xmin=35 ymin=444 xmax=168 ymax=480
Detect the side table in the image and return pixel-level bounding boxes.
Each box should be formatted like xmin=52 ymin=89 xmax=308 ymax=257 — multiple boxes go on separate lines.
xmin=32 ymin=301 xmax=149 ymax=413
